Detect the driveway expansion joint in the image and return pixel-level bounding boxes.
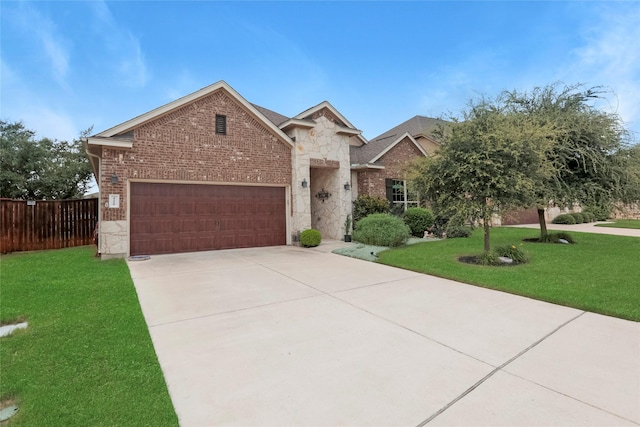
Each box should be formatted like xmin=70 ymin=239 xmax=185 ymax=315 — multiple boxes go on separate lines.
xmin=146 ymin=293 xmax=324 ymax=328
xmin=415 ymin=311 xmax=588 ymax=426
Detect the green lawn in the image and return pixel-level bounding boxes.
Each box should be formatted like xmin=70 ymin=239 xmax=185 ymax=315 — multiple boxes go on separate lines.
xmin=377 ymin=227 xmax=640 ymax=321
xmin=0 ymin=246 xmax=178 ymax=426
xmin=595 ymin=219 xmax=640 ymax=229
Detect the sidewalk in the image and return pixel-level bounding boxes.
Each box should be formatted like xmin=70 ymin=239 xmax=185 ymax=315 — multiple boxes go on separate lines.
xmin=507 ymin=221 xmax=640 ymax=237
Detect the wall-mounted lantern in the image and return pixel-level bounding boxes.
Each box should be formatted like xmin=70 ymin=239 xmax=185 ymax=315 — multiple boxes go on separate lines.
xmin=315 ymin=188 xmax=331 ymax=202
xmin=111 ymin=173 xmax=119 ymax=184
xmin=301 ymin=178 xmax=308 ymax=188
xmin=344 ymin=181 xmax=351 ymax=190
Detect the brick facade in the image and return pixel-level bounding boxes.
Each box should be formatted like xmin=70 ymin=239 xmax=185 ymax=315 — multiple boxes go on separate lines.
xmin=356 ymin=136 xmax=424 ymax=199
xmin=99 ymin=89 xmax=292 ymax=222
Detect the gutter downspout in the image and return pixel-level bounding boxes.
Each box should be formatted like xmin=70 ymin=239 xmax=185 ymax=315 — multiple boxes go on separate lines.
xmin=83 ymin=139 xmax=102 ymax=256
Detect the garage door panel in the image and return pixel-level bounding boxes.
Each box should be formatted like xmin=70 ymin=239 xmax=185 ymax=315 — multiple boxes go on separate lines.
xmin=130 ymin=183 xmax=286 ymax=255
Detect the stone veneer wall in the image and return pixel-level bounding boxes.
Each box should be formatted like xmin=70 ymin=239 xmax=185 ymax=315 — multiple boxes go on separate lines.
xmin=98 ymin=89 xmax=292 ymax=257
xmin=288 ymin=112 xmax=352 ymax=241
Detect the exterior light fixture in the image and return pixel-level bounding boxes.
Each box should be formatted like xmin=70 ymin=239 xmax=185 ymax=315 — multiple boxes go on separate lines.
xmin=111 ymin=173 xmax=118 ymax=184
xmin=344 ymin=181 xmax=351 ymax=190
xmin=302 ymin=178 xmax=308 ymax=188
xmin=315 ymin=188 xmax=331 ymax=202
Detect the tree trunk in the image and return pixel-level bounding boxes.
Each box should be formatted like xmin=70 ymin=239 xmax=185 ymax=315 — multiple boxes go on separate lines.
xmin=538 ymin=208 xmax=548 ymax=240
xmin=484 ymin=218 xmax=491 ymax=253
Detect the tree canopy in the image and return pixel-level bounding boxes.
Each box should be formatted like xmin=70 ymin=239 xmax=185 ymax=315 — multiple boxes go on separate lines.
xmin=0 ymin=120 xmax=94 ymax=200
xmin=503 ymin=84 xmax=635 ymax=234
xmin=411 ymin=97 xmax=556 ymax=252
xmin=411 ymin=83 xmax=637 ymax=253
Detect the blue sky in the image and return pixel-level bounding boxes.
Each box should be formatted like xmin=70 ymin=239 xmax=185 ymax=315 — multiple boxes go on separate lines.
xmin=2 ymin=1 xmax=640 ymax=144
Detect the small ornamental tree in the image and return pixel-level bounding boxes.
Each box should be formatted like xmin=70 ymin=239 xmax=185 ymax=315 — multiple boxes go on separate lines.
xmin=503 ymin=84 xmax=636 ymax=240
xmin=412 ymin=97 xmax=555 ymax=254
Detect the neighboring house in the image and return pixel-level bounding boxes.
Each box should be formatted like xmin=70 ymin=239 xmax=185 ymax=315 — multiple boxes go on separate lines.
xmin=350 ymin=115 xmax=445 ymax=211
xmin=85 ymin=81 xmax=434 ymax=258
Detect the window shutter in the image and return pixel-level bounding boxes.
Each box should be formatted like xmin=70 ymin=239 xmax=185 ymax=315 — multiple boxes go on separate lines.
xmin=385 ymin=178 xmax=394 ymax=203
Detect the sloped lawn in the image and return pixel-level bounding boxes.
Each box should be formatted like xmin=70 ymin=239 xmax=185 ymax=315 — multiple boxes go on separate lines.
xmin=0 ymin=246 xmax=178 ymax=426
xmin=377 ymin=227 xmax=640 ymax=321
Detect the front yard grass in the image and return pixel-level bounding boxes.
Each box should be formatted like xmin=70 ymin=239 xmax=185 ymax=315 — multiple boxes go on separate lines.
xmin=377 ymin=227 xmax=640 ymax=321
xmin=595 ymin=219 xmax=640 ymax=229
xmin=0 ymin=246 xmax=178 ymax=426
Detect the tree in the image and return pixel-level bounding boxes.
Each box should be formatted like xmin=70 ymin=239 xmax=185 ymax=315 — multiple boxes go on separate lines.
xmin=411 ymin=97 xmax=555 ymax=253
xmin=0 ymin=120 xmax=94 ymax=200
xmin=503 ymin=84 xmax=633 ymax=238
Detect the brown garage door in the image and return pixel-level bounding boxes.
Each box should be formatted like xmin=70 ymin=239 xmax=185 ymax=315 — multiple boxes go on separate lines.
xmin=130 ymin=183 xmax=286 ymax=255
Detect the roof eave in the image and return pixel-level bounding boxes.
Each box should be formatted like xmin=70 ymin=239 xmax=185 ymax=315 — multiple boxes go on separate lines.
xmin=279 ymin=119 xmax=316 ymax=132
xmin=87 ymin=136 xmax=133 ymax=149
xmin=336 ymin=126 xmax=362 ymax=136
xmin=350 ymin=163 xmax=385 ymax=170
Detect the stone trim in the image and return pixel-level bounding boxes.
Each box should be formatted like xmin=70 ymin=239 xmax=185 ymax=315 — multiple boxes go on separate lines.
xmin=310 ymin=158 xmax=340 ymax=169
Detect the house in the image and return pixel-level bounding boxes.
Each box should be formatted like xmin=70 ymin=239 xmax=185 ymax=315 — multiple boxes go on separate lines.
xmin=85 ymin=81 xmax=434 ymax=258
xmin=350 ymin=115 xmax=446 ymax=211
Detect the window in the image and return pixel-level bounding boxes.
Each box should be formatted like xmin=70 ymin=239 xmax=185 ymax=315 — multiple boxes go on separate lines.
xmin=385 ymin=178 xmax=419 ymax=211
xmin=215 ymin=114 xmax=227 ymax=135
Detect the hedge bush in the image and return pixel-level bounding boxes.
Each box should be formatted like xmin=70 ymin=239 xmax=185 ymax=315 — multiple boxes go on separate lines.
xmin=403 ymin=207 xmax=435 ymax=237
xmin=300 ymin=229 xmax=321 ymax=247
xmin=445 ymin=225 xmax=473 ymax=238
xmin=352 ymin=213 xmax=410 ymax=247
xmin=570 ymin=212 xmax=585 ymax=224
xmin=583 ymin=204 xmax=612 ymax=221
xmin=581 ymin=212 xmax=595 ymax=222
xmin=552 ymin=214 xmax=576 ymax=224
xmin=352 ymin=195 xmax=390 ymax=224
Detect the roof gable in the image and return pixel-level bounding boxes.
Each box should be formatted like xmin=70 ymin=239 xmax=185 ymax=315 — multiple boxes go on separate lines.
xmin=350 ymin=115 xmax=445 ymax=165
xmin=369 ymin=132 xmax=427 ymax=163
xmin=92 ymin=81 xmax=292 ymax=147
xmin=370 ymin=115 xmax=446 ymax=145
xmin=289 ymin=101 xmax=367 ymax=145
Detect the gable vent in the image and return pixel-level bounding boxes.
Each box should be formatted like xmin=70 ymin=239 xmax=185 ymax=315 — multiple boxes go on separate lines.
xmin=215 ymin=114 xmax=227 ymax=135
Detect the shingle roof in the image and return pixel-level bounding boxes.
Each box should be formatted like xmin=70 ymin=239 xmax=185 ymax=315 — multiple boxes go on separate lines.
xmin=351 ymin=115 xmax=447 ymax=165
xmin=251 ymin=104 xmax=290 ymax=126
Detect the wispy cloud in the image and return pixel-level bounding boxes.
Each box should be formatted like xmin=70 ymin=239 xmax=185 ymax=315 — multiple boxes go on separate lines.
xmin=7 ymin=3 xmax=71 ymax=87
xmin=164 ymin=69 xmax=201 ymax=101
xmin=1 ymin=57 xmax=77 ymax=141
xmin=90 ymin=1 xmax=149 ymax=88
xmin=569 ymin=3 xmax=640 ymax=139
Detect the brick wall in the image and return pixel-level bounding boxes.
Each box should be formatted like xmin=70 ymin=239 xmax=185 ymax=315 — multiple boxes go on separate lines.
xmin=99 ymin=89 xmax=293 ymax=221
xmin=357 ymin=136 xmax=424 ymax=199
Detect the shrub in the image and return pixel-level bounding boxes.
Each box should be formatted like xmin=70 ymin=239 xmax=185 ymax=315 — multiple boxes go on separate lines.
xmin=300 ymin=229 xmax=321 ymax=247
xmin=445 ymin=225 xmax=473 ymax=238
xmin=552 ymin=214 xmax=576 ymax=224
xmin=494 ymin=244 xmax=529 ymax=264
xmin=477 ymin=252 xmax=500 ymax=266
xmin=583 ymin=203 xmax=612 ymax=221
xmin=352 ymin=195 xmax=390 ymax=224
xmin=403 ymin=207 xmax=435 ymax=237
xmin=540 ymin=232 xmax=575 ymax=244
xmin=581 ymin=212 xmax=595 ymax=222
xmin=570 ymin=212 xmax=585 ymax=224
xmin=352 ymin=213 xmax=410 ymax=247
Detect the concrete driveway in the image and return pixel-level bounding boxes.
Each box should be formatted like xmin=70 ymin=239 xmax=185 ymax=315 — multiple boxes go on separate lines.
xmin=128 ymin=243 xmax=639 ymax=426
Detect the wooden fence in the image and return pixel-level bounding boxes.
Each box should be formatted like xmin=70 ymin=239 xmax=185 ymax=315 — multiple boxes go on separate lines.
xmin=0 ymin=198 xmax=98 ymax=254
